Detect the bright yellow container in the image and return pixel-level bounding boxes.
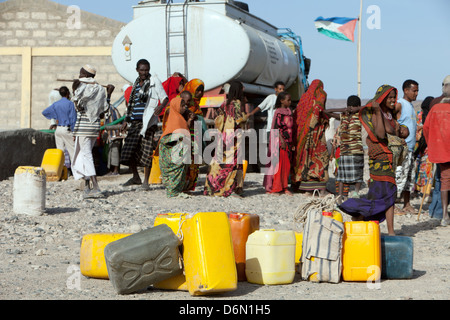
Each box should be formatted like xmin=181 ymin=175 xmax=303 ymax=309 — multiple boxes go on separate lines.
xmin=295 ymin=232 xmax=303 ymax=270
xmin=243 ymin=160 xmax=249 ymax=180
xmin=245 ymin=230 xmax=296 ymax=285
xmin=80 ymin=233 xmax=132 ymax=279
xmin=342 ymin=221 xmax=381 ymax=282
xmin=183 ymin=212 xmax=237 ymax=296
xmin=153 ymin=213 xmax=188 ymax=236
xmin=153 ymin=213 xmax=188 ymax=291
xmin=149 ymin=155 xmax=162 ymax=184
xmin=40 ymin=149 xmax=65 ymax=182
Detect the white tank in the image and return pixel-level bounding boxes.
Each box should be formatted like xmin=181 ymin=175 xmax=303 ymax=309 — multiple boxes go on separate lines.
xmin=112 ymin=0 xmax=305 ymax=96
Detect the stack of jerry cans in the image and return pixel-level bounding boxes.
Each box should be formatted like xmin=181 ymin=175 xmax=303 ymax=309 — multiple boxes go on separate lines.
xmin=80 ymin=233 xmax=132 ymax=279
xmin=245 ymin=230 xmax=296 ymax=285
xmin=227 ymin=212 xmax=260 ymax=281
xmin=381 ymin=236 xmax=414 ymax=279
xmin=183 ymin=212 xmax=237 ymax=296
xmin=342 ymin=221 xmax=382 ymax=282
xmin=104 ymin=225 xmax=182 ymax=295
xmin=153 ymin=213 xmax=188 ymax=291
xmin=40 ymin=149 xmax=65 ymax=182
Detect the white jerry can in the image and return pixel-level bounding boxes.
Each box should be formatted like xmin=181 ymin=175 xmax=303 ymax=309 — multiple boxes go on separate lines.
xmin=13 ymin=167 xmax=46 ymax=216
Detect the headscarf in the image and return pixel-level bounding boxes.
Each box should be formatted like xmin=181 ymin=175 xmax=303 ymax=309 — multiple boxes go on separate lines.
xmin=183 ymin=79 xmax=205 ymax=115
xmin=163 ymin=76 xmax=185 ymax=102
xmin=161 ymin=97 xmax=190 ymax=139
xmin=294 ymin=79 xmax=327 ymax=151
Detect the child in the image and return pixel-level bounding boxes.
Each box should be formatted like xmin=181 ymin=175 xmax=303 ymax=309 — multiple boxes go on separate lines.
xmin=324 ymin=95 xmax=364 ymax=201
xmin=263 ymin=92 xmax=294 ymax=196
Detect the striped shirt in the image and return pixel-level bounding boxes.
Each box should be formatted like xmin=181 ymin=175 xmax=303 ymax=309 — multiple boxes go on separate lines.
xmin=130 ymin=84 xmax=146 ymax=121
xmin=73 ymin=112 xmax=100 ymax=138
xmin=339 ymin=112 xmax=364 ymax=156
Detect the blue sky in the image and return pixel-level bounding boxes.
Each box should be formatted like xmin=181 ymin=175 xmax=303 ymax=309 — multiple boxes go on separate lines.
xmin=2 ymin=0 xmax=449 ymax=99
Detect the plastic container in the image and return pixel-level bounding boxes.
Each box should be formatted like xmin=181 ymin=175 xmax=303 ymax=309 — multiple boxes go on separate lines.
xmin=183 ymin=212 xmax=237 ymax=296
xmin=342 ymin=221 xmax=381 ymax=282
xmin=381 ymin=236 xmax=414 ymax=279
xmin=153 ymin=213 xmax=188 ymax=291
xmin=245 ymin=229 xmax=296 ymax=285
xmin=104 ymin=224 xmax=182 ymax=295
xmin=80 ymin=233 xmax=132 ymax=279
xmin=40 ymin=149 xmax=65 ymax=181
xmin=295 ymin=232 xmax=303 ymax=271
xmin=242 ymin=160 xmax=249 ymax=180
xmin=13 ymin=167 xmax=46 ymax=216
xmin=149 ymin=155 xmax=162 ymax=184
xmin=153 ymin=213 xmax=188 ymax=236
xmin=227 ymin=212 xmax=260 ymax=281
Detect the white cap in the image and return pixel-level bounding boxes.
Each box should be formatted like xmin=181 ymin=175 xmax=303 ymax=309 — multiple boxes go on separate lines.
xmin=443 ymin=75 xmax=450 ymax=85
xmin=82 ymin=64 xmax=97 ymax=75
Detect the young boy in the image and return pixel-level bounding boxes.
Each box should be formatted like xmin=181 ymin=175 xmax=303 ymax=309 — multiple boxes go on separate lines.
xmin=325 ymin=95 xmax=364 ymax=201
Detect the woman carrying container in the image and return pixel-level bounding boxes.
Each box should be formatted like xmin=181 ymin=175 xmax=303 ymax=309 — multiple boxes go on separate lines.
xmin=159 ymin=94 xmax=196 ymax=198
xmin=263 ymin=91 xmax=294 ymax=195
xmin=338 ymin=85 xmax=401 ymax=236
xmin=204 ymin=80 xmax=248 ymax=197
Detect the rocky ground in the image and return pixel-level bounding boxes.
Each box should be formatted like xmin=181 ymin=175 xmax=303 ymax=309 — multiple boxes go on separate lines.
xmin=0 ymin=169 xmax=449 ymax=303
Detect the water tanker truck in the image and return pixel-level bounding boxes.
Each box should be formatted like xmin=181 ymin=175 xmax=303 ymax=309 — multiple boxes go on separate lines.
xmin=112 ymin=0 xmax=310 ymax=109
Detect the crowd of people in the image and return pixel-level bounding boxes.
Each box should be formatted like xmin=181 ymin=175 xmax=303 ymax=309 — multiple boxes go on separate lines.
xmin=42 ymin=59 xmax=450 ymax=232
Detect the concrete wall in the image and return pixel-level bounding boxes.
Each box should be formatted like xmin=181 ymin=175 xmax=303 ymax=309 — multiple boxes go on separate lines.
xmin=0 ymin=129 xmax=56 ymax=181
xmin=0 ymin=0 xmax=129 ymax=131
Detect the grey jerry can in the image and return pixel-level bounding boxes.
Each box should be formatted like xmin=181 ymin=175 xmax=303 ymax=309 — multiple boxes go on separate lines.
xmin=104 ymin=224 xmax=182 ymax=294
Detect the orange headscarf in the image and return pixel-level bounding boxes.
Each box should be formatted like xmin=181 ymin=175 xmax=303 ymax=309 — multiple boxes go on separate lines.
xmin=183 ymin=79 xmax=205 ymax=115
xmin=161 ymin=97 xmax=190 ymax=139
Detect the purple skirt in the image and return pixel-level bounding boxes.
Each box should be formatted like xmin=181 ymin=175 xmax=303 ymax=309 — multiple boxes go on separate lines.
xmin=338 ymin=181 xmax=397 ymax=222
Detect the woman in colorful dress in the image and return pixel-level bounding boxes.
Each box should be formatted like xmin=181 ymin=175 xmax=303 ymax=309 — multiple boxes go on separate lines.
xmin=182 ymin=79 xmax=207 ymax=192
xmin=263 ymin=91 xmax=294 ymax=195
xmin=204 ymin=80 xmax=248 ymax=197
xmin=338 ymin=85 xmax=401 ymax=236
xmin=159 ymin=96 xmax=196 ymax=198
xmin=292 ymin=79 xmax=330 ymax=195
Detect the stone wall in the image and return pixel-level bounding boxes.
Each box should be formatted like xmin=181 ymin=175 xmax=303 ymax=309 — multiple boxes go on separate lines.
xmin=0 ymin=0 xmax=129 ymax=131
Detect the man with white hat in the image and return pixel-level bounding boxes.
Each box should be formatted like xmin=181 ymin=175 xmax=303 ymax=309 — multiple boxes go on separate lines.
xmin=71 ymin=65 xmax=115 ymax=199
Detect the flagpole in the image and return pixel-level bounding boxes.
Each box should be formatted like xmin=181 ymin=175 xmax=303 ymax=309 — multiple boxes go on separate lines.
xmin=357 ymin=0 xmax=363 ymax=98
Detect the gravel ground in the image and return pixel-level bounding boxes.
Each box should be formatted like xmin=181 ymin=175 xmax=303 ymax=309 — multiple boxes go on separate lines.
xmin=0 ymin=169 xmax=449 ymax=302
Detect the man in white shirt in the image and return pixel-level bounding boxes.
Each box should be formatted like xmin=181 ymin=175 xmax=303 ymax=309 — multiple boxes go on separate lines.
xmin=246 ymin=81 xmax=286 ymax=142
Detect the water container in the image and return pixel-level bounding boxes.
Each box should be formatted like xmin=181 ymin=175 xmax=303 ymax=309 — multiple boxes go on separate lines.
xmin=183 ymin=212 xmax=237 ymax=296
xmin=243 ymin=160 xmax=249 ymax=181
xmin=149 ymin=155 xmax=162 ymax=184
xmin=227 ymin=212 xmax=260 ymax=281
xmin=342 ymin=221 xmax=381 ymax=282
xmin=153 ymin=213 xmax=188 ymax=236
xmin=245 ymin=229 xmax=296 ymax=285
xmin=104 ymin=224 xmax=182 ymax=295
xmin=13 ymin=167 xmax=46 ymax=216
xmin=295 ymin=232 xmax=303 ymax=272
xmin=153 ymin=213 xmax=188 ymax=291
xmin=80 ymin=233 xmax=132 ymax=279
xmin=40 ymin=149 xmax=65 ymax=181
xmin=381 ymin=236 xmax=414 ymax=279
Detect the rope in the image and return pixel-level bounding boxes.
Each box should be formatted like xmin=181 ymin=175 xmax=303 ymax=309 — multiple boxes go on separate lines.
xmin=293 ymin=190 xmax=339 ymax=232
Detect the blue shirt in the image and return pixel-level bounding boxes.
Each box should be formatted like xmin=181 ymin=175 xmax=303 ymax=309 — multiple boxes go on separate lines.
xmin=42 ymin=97 xmax=77 ymax=131
xmin=397 ymin=98 xmax=417 ymax=152
xmin=130 ymin=84 xmax=146 ymax=121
